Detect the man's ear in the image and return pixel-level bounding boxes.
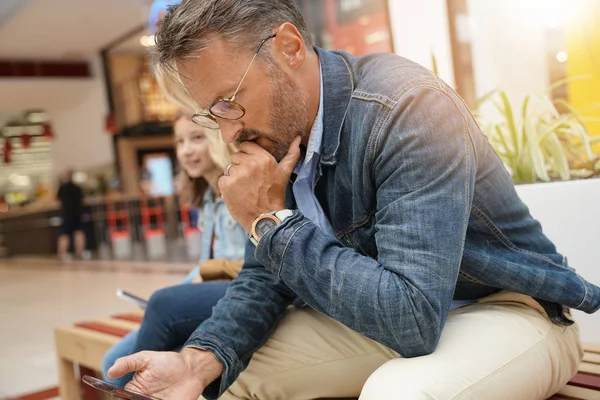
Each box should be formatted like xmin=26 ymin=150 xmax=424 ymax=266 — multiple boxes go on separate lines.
xmin=270 ymin=22 xmax=307 ymax=71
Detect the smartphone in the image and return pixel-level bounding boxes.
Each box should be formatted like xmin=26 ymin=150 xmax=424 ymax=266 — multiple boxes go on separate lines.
xmin=82 ymin=375 xmax=161 ymax=400
xmin=116 ymin=288 xmax=148 ymax=309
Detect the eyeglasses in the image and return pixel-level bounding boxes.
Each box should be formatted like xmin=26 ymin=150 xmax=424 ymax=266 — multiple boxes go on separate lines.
xmin=190 ymin=33 xmax=277 ymax=130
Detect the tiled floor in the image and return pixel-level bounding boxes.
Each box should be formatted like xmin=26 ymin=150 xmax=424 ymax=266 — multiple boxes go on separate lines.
xmin=0 ymin=257 xmax=190 ymax=399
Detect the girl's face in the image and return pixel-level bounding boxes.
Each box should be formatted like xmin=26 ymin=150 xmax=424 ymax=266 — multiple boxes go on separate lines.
xmin=174 ymin=117 xmax=217 ymax=178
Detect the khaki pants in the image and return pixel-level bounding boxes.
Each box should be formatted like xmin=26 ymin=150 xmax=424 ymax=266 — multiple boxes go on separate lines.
xmin=217 ymin=292 xmax=582 ymax=400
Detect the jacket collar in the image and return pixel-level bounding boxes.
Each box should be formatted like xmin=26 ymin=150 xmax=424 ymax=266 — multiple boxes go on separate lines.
xmin=315 ymin=47 xmax=354 ymax=165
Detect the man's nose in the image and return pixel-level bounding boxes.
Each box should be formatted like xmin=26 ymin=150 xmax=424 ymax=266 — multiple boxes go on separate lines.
xmin=218 ymin=119 xmax=243 ymax=144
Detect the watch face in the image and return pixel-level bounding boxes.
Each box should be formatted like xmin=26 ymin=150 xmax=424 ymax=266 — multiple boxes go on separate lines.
xmin=256 ymin=218 xmax=277 ymax=237
xmin=256 ymin=218 xmax=278 ymax=237
xmin=252 ymin=214 xmax=283 ymax=243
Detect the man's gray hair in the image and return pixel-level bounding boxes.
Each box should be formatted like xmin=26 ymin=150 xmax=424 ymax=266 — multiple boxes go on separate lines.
xmin=154 ymin=0 xmax=314 ymax=73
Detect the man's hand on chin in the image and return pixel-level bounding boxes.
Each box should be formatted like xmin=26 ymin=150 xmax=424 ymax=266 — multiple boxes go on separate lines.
xmin=219 ymin=136 xmax=302 ymax=232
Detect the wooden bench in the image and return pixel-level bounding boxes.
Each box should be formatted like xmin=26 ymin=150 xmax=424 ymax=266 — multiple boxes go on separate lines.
xmin=55 ymin=317 xmax=600 ymax=400
xmin=54 ymin=313 xmax=143 ymax=400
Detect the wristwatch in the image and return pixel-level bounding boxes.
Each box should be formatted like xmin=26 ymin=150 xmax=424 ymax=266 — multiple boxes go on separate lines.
xmin=249 ymin=210 xmax=294 ymax=246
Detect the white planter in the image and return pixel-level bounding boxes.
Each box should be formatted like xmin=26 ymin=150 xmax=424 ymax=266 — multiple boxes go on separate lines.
xmin=515 ymin=179 xmax=600 ymax=344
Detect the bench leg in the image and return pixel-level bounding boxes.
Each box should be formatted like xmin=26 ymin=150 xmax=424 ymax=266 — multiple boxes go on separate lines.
xmin=58 ymin=356 xmax=81 ymax=400
xmin=79 ymin=366 xmax=101 ymax=400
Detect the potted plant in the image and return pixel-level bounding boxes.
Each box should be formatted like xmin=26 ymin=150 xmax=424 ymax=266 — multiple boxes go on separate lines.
xmin=473 ymin=86 xmax=600 ymax=184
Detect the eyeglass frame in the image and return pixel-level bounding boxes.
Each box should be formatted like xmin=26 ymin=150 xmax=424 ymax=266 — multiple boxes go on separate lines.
xmin=190 ymin=33 xmax=277 ymax=129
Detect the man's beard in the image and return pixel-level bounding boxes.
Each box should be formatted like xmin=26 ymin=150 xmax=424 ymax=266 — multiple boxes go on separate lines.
xmin=237 ymin=62 xmax=309 ymax=162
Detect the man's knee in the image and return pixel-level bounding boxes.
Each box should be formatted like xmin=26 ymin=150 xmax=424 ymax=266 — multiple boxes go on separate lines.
xmin=360 ymin=358 xmax=442 ymax=400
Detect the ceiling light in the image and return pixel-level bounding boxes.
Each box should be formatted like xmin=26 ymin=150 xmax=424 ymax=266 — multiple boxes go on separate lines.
xmin=556 ymin=51 xmax=568 ymax=63
xmin=140 ymin=35 xmax=156 ymax=47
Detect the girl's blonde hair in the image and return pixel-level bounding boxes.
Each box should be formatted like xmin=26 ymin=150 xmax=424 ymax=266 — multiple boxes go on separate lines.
xmin=157 ymin=72 xmax=237 ymax=206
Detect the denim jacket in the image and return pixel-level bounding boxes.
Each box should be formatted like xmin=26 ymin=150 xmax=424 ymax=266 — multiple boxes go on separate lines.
xmin=186 ymin=48 xmax=600 ymax=398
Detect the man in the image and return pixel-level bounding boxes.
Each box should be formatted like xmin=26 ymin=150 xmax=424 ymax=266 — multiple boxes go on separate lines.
xmin=56 ymin=168 xmax=86 ymax=260
xmin=108 ymin=1 xmax=600 ymax=399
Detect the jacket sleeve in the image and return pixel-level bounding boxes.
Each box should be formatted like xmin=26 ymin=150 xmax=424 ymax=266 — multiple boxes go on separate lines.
xmin=184 ymin=239 xmax=296 ymax=399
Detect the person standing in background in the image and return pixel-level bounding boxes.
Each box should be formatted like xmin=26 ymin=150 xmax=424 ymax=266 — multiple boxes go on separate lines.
xmin=56 ymin=169 xmax=86 ymax=261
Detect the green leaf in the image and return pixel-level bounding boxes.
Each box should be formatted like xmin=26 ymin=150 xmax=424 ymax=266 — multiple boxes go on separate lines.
xmin=535 ymin=94 xmax=561 ymax=119
xmin=522 ymin=95 xmax=531 ymax=122
xmin=495 ymin=124 xmax=515 ymax=158
xmin=431 ymin=52 xmax=439 ymax=76
xmin=545 ymin=133 xmax=570 ymax=180
xmin=570 ymin=122 xmax=594 ymax=160
xmin=473 ymin=89 xmax=498 ymax=111
xmin=499 ymin=92 xmax=521 ymax=154
xmin=554 ymin=98 xmax=589 ymax=128
xmin=524 ymin=119 xmax=549 ymax=181
xmin=493 ymin=100 xmax=505 ymax=114
xmin=538 ymin=115 xmax=571 ymax=144
xmin=545 ymin=75 xmax=592 ymax=94
xmin=572 ymin=102 xmax=600 ymax=113
xmin=517 ymin=152 xmax=536 ymax=183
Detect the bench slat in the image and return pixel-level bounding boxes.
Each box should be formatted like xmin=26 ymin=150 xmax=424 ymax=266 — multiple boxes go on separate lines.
xmin=112 ymin=313 xmax=144 ymax=324
xmin=580 ymin=362 xmax=600 ymax=377
xmin=5 ymin=386 xmax=60 ymax=400
xmin=558 ymin=384 xmax=600 ymax=400
xmin=584 ymin=344 xmax=600 ymax=355
xmin=97 ymin=317 xmax=141 ymax=331
xmin=584 ymin=353 xmax=600 ymax=365
xmin=569 ymin=373 xmax=600 ymax=391
xmin=75 ymin=322 xmax=130 ymax=338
